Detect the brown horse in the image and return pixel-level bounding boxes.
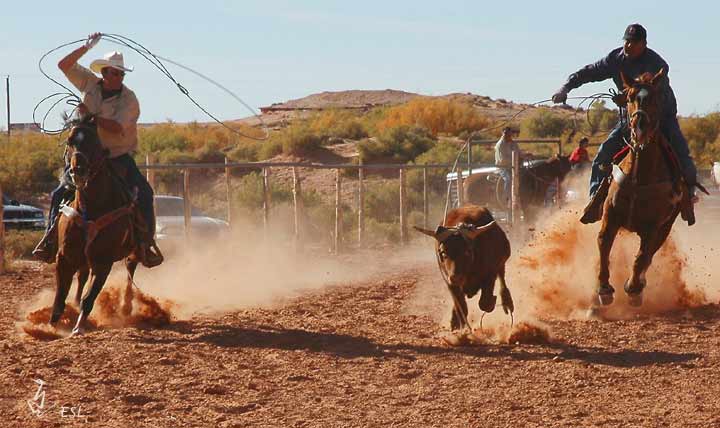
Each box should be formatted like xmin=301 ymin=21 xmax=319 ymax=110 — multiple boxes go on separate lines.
xmin=464 ymin=155 xmax=572 ymax=223
xmin=592 ymin=69 xmax=683 ymax=309
xmin=50 ymin=116 xmax=142 ymax=335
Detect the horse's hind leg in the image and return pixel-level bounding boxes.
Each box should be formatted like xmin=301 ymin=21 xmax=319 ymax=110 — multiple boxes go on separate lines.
xmin=596 ymin=217 xmax=620 ymax=306
xmin=625 ymin=223 xmax=673 ymax=307
xmin=51 ymin=256 xmax=76 ymax=326
xmin=75 ymin=267 xmax=89 ymax=306
xmin=72 ymin=263 xmax=112 ymax=336
xmin=122 ymin=258 xmax=139 ymax=318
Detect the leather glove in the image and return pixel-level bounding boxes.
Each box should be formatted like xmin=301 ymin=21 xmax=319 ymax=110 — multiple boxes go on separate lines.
xmin=551 ymin=87 xmax=568 ymax=104
xmin=612 ymin=92 xmax=627 ymax=108
xmin=84 ymin=32 xmax=102 ymax=50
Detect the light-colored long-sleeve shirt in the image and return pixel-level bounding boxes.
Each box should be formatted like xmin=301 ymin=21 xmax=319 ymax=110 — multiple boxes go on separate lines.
xmin=495 ymin=136 xmax=519 ymax=167
xmin=64 ymin=63 xmax=140 ymax=158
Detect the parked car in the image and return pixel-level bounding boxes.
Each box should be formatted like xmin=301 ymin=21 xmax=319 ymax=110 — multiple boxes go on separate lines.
xmin=154 ymin=195 xmax=229 ymax=240
xmin=1 ymin=194 xmax=46 ymax=230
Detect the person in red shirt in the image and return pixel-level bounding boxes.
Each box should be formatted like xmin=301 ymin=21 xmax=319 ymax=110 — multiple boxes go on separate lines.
xmin=569 ymin=137 xmax=590 ymax=168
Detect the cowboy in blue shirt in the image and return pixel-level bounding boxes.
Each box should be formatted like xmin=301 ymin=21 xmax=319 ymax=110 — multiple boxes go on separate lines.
xmin=552 ymin=24 xmax=698 ymax=225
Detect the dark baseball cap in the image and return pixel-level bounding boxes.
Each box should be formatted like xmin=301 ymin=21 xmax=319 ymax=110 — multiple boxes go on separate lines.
xmin=623 ymin=23 xmax=647 ymax=42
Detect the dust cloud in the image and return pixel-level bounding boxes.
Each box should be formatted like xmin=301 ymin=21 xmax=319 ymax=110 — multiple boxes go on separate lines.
xmin=131 ymin=225 xmax=436 ymax=319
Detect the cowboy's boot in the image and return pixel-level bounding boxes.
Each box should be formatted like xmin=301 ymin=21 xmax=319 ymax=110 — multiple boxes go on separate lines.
xmin=680 ymin=183 xmax=697 ymax=226
xmin=32 ymin=222 xmax=59 ymax=264
xmin=580 ymin=176 xmax=611 ymax=224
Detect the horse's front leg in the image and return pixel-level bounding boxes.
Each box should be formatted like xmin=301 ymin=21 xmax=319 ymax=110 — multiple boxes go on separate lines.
xmin=74 ymin=267 xmax=90 ymax=306
xmin=122 ymin=258 xmax=139 ymax=317
xmin=51 ymin=256 xmax=77 ymax=326
xmin=596 ymin=216 xmax=620 ymax=306
xmin=625 ymin=223 xmax=673 ymax=307
xmin=72 ymin=263 xmax=112 ymax=336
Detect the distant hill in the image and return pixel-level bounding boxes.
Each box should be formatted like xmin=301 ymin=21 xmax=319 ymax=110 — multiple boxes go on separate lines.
xmin=234 ymin=89 xmax=574 ymax=128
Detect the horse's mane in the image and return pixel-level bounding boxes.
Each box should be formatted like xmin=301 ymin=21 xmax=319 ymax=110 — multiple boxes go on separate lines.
xmin=63 ymin=113 xmax=97 ymax=131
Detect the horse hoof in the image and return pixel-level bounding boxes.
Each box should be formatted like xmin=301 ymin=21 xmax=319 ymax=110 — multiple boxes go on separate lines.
xmin=597 ymin=292 xmax=614 ymax=306
xmin=627 ymin=292 xmax=643 ymax=307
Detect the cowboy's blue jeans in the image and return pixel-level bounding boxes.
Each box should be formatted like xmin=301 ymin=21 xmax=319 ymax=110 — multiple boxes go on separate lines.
xmin=588 ymin=117 xmax=697 ymax=196
xmin=110 ymin=154 xmax=156 ymax=237
xmin=47 ymin=173 xmax=69 ymax=232
xmin=498 ymin=168 xmax=511 ymax=206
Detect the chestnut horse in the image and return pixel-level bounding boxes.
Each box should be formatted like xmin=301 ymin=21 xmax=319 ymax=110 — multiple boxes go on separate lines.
xmin=50 ymin=116 xmax=142 ymax=335
xmin=592 ymin=69 xmax=683 ymax=309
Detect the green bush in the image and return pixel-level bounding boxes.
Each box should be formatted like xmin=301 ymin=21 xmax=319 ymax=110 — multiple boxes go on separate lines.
xmin=586 ymin=101 xmax=618 ymax=135
xmin=521 ymin=109 xmax=570 ymax=138
xmin=0 ymin=134 xmax=65 ymax=198
xmin=3 ymin=230 xmax=43 ymax=264
xmin=358 ymin=126 xmax=435 ymax=163
xmin=232 ymin=172 xmax=293 ymax=216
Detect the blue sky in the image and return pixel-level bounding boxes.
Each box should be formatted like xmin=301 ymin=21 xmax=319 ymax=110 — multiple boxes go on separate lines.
xmin=1 ymin=0 xmax=718 ymax=128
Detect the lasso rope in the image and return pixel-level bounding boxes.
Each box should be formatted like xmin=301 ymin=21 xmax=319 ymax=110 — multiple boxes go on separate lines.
xmin=34 ymin=33 xmax=269 ymax=140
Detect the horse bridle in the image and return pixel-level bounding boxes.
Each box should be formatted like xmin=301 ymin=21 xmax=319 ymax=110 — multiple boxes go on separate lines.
xmin=67 ymin=125 xmax=107 ymax=190
xmin=625 ymin=84 xmax=660 ymax=151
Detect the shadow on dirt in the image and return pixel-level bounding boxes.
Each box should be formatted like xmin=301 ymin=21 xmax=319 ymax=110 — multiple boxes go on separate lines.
xmin=134 ymin=322 xmax=700 ymax=368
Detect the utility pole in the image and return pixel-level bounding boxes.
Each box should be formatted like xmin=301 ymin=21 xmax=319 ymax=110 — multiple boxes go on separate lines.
xmin=5 ymin=75 xmax=10 ymax=141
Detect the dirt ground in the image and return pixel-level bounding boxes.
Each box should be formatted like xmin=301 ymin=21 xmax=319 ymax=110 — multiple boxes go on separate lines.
xmin=2 ymin=197 xmax=720 ymax=427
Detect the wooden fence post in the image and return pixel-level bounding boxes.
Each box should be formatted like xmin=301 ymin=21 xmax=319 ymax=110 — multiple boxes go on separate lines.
xmin=292 ymin=167 xmax=303 ymax=252
xmin=399 ymin=168 xmax=407 ymax=245
xmin=556 ymin=141 xmax=563 ymax=208
xmin=357 ymin=160 xmax=365 ymax=247
xmin=225 ymin=157 xmax=232 ymax=226
xmin=334 ymin=169 xmax=342 ymax=255
xmin=263 ymin=167 xmax=270 ymax=240
xmin=457 ymin=168 xmax=464 ymax=207
xmin=511 ymin=151 xmax=521 ymax=226
xmin=183 ymin=168 xmax=191 ymax=239
xmin=0 ymin=183 xmax=4 ymax=274
xmin=422 ymin=166 xmax=428 ymax=229
xmin=146 ymin=153 xmax=155 ymax=190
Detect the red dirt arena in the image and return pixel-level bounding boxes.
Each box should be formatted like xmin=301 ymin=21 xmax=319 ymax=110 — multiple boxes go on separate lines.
xmin=1 ymin=199 xmax=720 ymax=427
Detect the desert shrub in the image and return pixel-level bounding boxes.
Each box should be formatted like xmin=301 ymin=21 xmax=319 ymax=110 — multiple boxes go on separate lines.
xmin=521 ymin=109 xmax=570 ymax=138
xmin=3 ymin=230 xmax=43 ymax=265
xmin=681 ymin=112 xmax=720 ymax=167
xmin=232 ymin=172 xmax=293 ymax=216
xmin=363 ymin=218 xmax=400 ymax=246
xmin=406 ymin=139 xmax=463 ymax=194
xmin=308 ymin=109 xmax=368 ymax=140
xmin=193 ymin=140 xmax=226 ymax=164
xmin=376 ymin=98 xmax=491 ymax=137
xmin=586 ymin=101 xmax=619 ymax=135
xmin=0 ymin=133 xmax=65 ymax=198
xmin=227 ymin=140 xmax=260 ymax=162
xmin=358 ymin=126 xmax=435 ymax=163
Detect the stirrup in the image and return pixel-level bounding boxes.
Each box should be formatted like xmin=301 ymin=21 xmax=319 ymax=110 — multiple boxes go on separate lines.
xmin=32 ymin=230 xmax=57 ymax=264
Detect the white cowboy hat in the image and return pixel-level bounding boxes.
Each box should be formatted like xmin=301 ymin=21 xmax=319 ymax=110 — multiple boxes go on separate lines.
xmin=89 ymin=51 xmax=134 ymax=74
